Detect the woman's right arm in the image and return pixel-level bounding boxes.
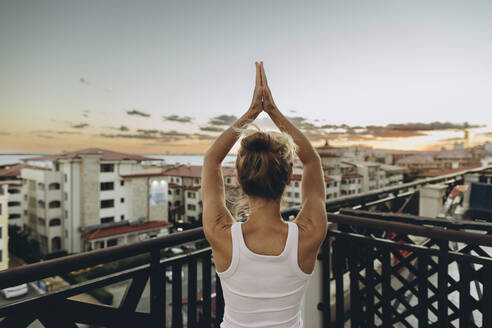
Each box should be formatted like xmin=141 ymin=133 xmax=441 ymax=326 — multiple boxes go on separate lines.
xmin=260 ymin=63 xmax=327 ymax=242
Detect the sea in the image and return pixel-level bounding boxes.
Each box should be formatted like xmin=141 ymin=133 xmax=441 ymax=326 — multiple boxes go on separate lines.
xmin=0 ymin=154 xmax=238 ymax=167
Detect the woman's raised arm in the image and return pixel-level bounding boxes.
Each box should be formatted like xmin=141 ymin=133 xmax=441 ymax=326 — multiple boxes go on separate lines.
xmin=260 ymin=62 xmax=327 ymax=241
xmin=201 ymin=62 xmax=263 ymax=242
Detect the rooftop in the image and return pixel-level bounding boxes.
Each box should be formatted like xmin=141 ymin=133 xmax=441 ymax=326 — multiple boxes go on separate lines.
xmin=82 ymin=220 xmax=172 ymax=240
xmin=23 ymin=148 xmax=155 ymax=162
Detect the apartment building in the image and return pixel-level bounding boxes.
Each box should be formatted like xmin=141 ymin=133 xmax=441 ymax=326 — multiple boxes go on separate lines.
xmin=162 ymin=165 xmax=239 ymax=223
xmin=0 ymin=164 xmax=42 ymax=228
xmin=0 ymin=185 xmax=9 ymax=271
xmin=21 ymin=148 xmax=170 ymax=255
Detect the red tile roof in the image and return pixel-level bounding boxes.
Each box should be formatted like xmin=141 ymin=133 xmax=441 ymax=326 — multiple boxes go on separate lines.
xmin=186 ymin=186 xmax=201 ymax=191
xmin=0 ymin=164 xmax=48 ymax=178
xmin=24 ymin=148 xmax=155 ymax=162
xmin=225 ymin=185 xmax=240 ymax=189
xmin=120 ymin=172 xmax=166 ymax=178
xmin=342 ymin=173 xmax=362 ymax=179
xmin=290 ymin=174 xmax=332 ymax=182
xmin=82 ymin=221 xmax=172 ymax=240
xmin=168 ymin=183 xmax=183 ymax=189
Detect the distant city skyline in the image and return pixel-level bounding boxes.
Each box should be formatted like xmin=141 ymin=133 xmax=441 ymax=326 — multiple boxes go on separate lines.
xmin=1 ymin=0 xmax=491 ymax=154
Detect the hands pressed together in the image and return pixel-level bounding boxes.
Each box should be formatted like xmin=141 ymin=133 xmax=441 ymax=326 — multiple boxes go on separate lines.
xmin=249 ymin=61 xmax=278 ymax=115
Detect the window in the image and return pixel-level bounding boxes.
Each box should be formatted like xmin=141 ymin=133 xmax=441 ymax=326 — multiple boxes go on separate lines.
xmin=38 ymin=200 xmax=45 ymax=208
xmin=0 ymin=203 xmax=2 ymax=215
xmin=100 ymin=182 xmax=114 ymax=191
xmin=101 ymin=217 xmax=114 ymax=224
xmin=0 ymin=250 xmax=2 ymax=262
xmin=194 ymin=178 xmax=199 ymax=184
xmin=171 ymin=178 xmax=174 ymax=182
xmin=187 ymin=204 xmax=196 ymax=211
xmin=107 ymin=239 xmax=118 ymax=247
xmin=294 ymin=192 xmax=300 ymax=198
xmin=100 ymin=164 xmax=114 ymax=172
xmin=37 ymin=182 xmax=45 ymax=190
xmin=334 ymin=182 xmax=337 ymax=187
xmin=294 ymin=182 xmax=299 ymax=187
xmin=188 ymin=192 xmax=196 ymax=199
xmin=120 ymin=180 xmax=124 ymax=186
xmin=168 ymin=190 xmax=172 ymax=195
xmin=327 ymin=194 xmax=331 ymax=200
xmin=8 ymin=188 xmax=20 ymax=194
xmin=0 ymin=227 xmax=2 ymax=238
xmin=100 ymin=199 xmax=114 ymax=208
xmin=65 ymin=210 xmax=68 ymax=219
xmin=121 ymin=215 xmax=125 ymax=220
xmin=65 ymin=192 xmax=68 ymax=201
xmin=174 ymin=201 xmax=180 ymax=206
xmin=38 ymin=217 xmax=46 ymax=226
xmin=9 ymin=214 xmax=21 ymax=219
xmin=326 ymin=183 xmax=331 ymax=188
xmin=226 ymin=178 xmax=231 ymax=184
xmin=49 ymin=201 xmax=61 ymax=208
xmin=175 ymin=189 xmax=180 ymax=195
xmin=287 ymin=192 xmax=292 ymax=197
xmin=49 ymin=218 xmax=61 ymax=226
xmin=64 ymin=174 xmax=67 ymax=183
xmin=8 ymin=201 xmax=21 ymax=207
xmin=120 ymin=198 xmax=124 ymax=203
xmin=49 ymin=183 xmax=60 ymax=190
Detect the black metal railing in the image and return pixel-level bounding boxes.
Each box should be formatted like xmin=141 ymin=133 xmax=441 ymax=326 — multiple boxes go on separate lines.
xmin=1 ymin=165 xmax=491 ymax=327
xmin=321 ymin=209 xmax=492 ymax=328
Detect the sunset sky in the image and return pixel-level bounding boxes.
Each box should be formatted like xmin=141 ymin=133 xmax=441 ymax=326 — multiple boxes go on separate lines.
xmin=1 ymin=0 xmax=491 ymax=154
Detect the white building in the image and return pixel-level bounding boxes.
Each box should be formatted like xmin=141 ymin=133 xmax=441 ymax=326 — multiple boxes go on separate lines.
xmin=21 ymin=148 xmax=170 ymax=255
xmin=0 ymin=185 xmax=9 ymax=271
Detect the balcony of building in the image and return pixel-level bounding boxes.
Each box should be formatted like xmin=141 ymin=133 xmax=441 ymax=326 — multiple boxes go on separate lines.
xmin=0 ymin=166 xmax=492 ymax=327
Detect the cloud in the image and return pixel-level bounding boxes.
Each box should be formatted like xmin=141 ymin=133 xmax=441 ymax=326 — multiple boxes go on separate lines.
xmin=79 ymin=77 xmax=89 ymax=85
xmin=319 ymin=121 xmax=484 ymax=141
xmin=208 ymin=115 xmax=237 ymax=126
xmin=0 ymin=132 xmax=10 ymax=136
xmin=478 ymin=132 xmax=492 ymax=137
xmin=192 ymin=133 xmax=216 ymax=140
xmin=159 ymin=130 xmax=190 ymax=137
xmin=82 ymin=109 xmax=90 ymax=118
xmin=100 ymin=133 xmax=158 ymax=140
xmin=71 ymin=123 xmax=89 ymax=129
xmin=118 ymin=126 xmax=130 ymax=132
xmin=56 ymin=131 xmax=82 ymax=135
xmin=125 ymin=109 xmax=151 ymax=117
xmin=199 ymin=126 xmax=225 ymax=132
xmin=137 ymin=129 xmax=159 ymax=135
xmin=163 ymin=115 xmax=193 ymax=123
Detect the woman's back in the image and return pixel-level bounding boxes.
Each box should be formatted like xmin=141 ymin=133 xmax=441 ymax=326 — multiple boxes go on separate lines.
xmin=217 ymin=221 xmax=311 ymax=328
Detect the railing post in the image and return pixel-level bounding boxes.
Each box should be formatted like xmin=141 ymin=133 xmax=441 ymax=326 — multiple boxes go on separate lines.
xmin=381 ymin=247 xmax=391 ymax=328
xmin=348 ymin=241 xmax=361 ymax=328
xmin=202 ymin=252 xmax=212 ymax=327
xmin=417 ymin=254 xmax=428 ymax=328
xmin=483 ymin=265 xmax=492 ymax=327
xmin=172 ymin=263 xmax=183 ymax=327
xmin=188 ymin=257 xmax=198 ymax=327
xmin=320 ymin=237 xmax=331 ymax=327
xmin=364 ymin=245 xmax=375 ymax=327
xmin=150 ymin=249 xmax=165 ymax=328
xmin=437 ymin=240 xmax=448 ymax=327
xmin=333 ymin=237 xmax=346 ymax=328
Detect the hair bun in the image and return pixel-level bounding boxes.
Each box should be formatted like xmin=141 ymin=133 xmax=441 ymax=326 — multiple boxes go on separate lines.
xmin=243 ymin=133 xmax=270 ymax=152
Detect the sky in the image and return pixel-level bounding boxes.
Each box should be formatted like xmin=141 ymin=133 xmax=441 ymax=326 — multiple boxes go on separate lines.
xmin=0 ymin=0 xmax=491 ymax=154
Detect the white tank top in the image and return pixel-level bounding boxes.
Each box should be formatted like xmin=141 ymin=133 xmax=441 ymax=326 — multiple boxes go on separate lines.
xmin=216 ymin=221 xmax=312 ymax=328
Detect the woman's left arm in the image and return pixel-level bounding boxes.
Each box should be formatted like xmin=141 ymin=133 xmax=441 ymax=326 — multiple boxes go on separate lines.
xmin=201 ymin=62 xmax=263 ymax=243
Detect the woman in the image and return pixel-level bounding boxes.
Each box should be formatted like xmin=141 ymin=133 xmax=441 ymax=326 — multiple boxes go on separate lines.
xmin=202 ymin=62 xmax=327 ymax=328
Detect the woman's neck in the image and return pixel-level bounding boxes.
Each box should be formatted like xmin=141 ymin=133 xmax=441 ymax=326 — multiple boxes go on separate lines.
xmin=246 ymin=196 xmax=283 ymax=226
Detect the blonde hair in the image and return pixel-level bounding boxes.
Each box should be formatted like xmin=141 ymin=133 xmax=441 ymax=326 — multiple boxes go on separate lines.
xmin=233 ymin=124 xmax=296 ymax=217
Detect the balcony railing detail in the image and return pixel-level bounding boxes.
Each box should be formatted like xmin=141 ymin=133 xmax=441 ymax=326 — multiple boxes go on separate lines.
xmin=322 ymin=209 xmax=492 ymax=328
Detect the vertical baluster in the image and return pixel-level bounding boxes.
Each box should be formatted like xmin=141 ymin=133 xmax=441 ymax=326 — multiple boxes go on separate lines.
xmin=172 ymin=262 xmax=183 ymax=328
xmin=320 ymin=238 xmax=331 ymax=327
xmin=483 ymin=265 xmax=492 ymax=327
xmin=188 ymin=257 xmax=198 ymax=328
xmin=202 ymin=252 xmax=212 ymax=327
xmin=349 ymin=241 xmax=361 ymax=328
xmin=334 ymin=238 xmax=345 ymax=328
xmin=365 ymin=245 xmax=375 ymax=327
xmin=150 ymin=249 xmax=165 ymax=328
xmin=437 ymin=241 xmax=448 ymax=327
xmin=458 ymin=261 xmax=471 ymax=327
xmin=215 ymin=273 xmax=224 ymax=327
xmin=417 ymin=254 xmax=428 ymax=328
xmin=382 ymin=247 xmax=391 ymax=328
